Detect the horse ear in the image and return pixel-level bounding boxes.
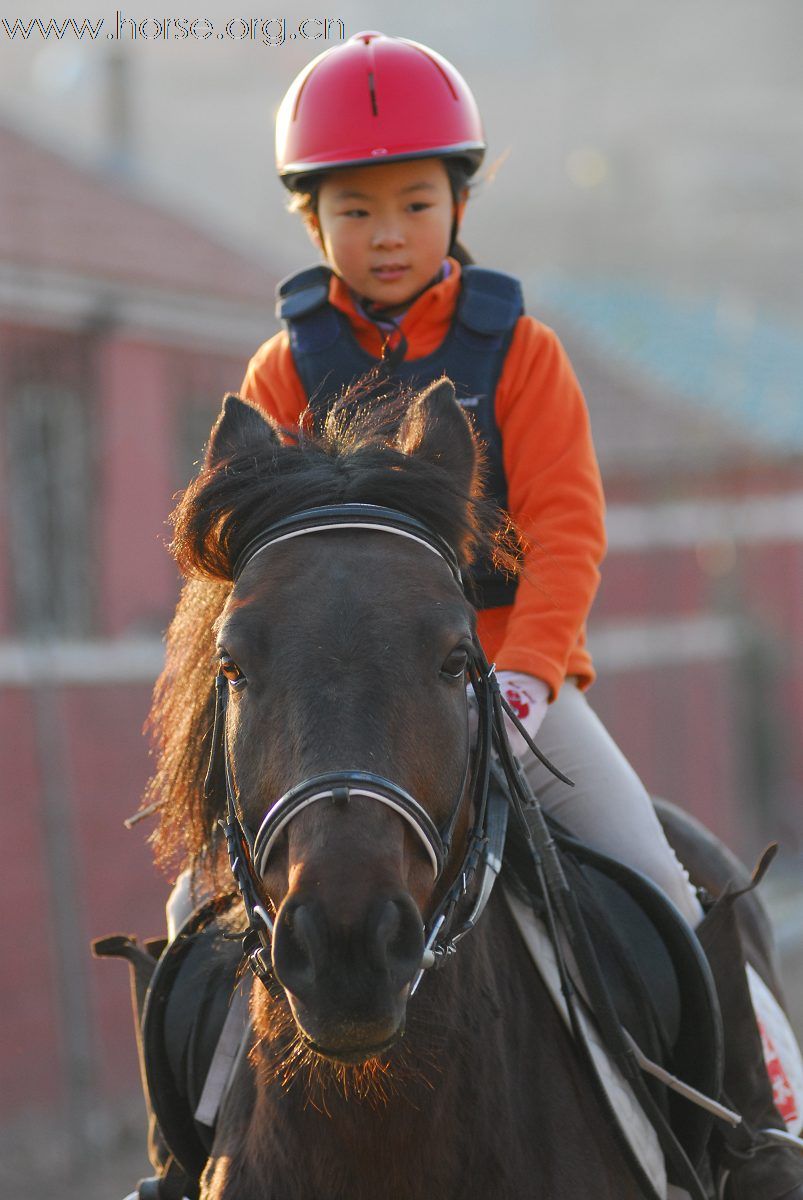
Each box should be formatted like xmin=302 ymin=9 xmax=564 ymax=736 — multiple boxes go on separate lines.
xmin=204 ymin=393 xmax=281 ymax=469
xmin=396 ymin=378 xmax=479 ymax=495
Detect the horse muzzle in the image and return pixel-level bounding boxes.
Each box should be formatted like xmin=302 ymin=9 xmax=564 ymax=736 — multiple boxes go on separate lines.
xmin=271 ymin=891 xmax=424 ymax=1062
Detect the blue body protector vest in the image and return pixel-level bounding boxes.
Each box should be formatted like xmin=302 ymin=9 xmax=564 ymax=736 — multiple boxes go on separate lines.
xmin=276 ymin=264 xmax=524 ymax=609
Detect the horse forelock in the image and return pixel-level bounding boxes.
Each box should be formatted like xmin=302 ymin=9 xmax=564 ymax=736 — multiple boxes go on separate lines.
xmin=172 ymin=388 xmax=517 ymax=583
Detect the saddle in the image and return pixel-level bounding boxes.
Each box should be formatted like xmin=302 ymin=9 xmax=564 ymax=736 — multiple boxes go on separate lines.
xmin=97 ymin=824 xmax=722 ymax=1200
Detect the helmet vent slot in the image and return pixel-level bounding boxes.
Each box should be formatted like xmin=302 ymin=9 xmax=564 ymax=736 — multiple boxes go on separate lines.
xmin=368 ymin=71 xmax=379 ymax=117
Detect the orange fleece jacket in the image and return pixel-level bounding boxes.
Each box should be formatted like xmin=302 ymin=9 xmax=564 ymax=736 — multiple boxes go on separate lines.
xmin=240 ymin=261 xmax=606 ymax=698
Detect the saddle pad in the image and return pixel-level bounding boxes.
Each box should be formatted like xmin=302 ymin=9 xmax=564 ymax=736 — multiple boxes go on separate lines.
xmin=748 ymin=963 xmax=803 ymax=1135
xmin=504 ymin=886 xmax=669 ymax=1198
xmin=143 ymin=898 xmax=246 ymax=1181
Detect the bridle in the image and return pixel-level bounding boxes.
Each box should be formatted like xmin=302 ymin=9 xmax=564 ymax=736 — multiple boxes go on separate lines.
xmin=203 ymin=502 xmax=570 ymax=992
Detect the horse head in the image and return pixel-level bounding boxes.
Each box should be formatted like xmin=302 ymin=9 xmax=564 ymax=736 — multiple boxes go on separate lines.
xmin=151 ymin=379 xmax=514 ymax=1065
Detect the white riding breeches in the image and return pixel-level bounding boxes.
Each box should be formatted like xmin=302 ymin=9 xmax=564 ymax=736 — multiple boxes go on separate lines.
xmin=518 ymin=680 xmax=704 ymax=930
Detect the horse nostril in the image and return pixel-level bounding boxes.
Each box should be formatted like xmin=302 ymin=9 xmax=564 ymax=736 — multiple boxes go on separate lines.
xmin=272 ymin=900 xmax=327 ymax=998
xmin=370 ymin=899 xmax=402 ymax=969
xmin=368 ymin=896 xmax=424 ymax=984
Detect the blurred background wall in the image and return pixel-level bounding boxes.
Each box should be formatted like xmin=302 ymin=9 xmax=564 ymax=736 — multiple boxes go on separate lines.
xmin=0 ymin=2 xmax=801 ymax=1195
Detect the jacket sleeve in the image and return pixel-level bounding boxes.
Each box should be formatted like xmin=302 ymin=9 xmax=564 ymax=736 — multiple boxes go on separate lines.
xmin=492 ymin=317 xmax=607 ymax=698
xmin=239 ymin=331 xmax=309 ymax=428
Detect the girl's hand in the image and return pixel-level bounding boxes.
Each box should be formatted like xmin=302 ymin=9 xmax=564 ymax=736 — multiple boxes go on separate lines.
xmin=497 ymin=671 xmax=550 ymax=759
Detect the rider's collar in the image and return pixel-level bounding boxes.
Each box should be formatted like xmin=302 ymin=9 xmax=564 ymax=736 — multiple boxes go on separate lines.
xmin=348 ymin=259 xmax=453 ymax=331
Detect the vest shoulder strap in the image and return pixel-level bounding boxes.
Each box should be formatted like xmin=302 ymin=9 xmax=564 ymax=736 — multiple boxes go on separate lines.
xmin=458 ymin=267 xmax=523 ymax=336
xmin=275 ymin=264 xmax=332 ymax=321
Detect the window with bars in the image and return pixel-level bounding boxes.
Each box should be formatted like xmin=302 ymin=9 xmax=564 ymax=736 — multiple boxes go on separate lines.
xmin=4 ymin=381 xmax=95 ymax=635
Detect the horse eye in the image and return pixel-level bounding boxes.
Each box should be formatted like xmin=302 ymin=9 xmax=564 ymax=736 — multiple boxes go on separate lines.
xmin=441 ymin=648 xmax=469 ymax=680
xmin=220 ymin=656 xmax=246 ymax=689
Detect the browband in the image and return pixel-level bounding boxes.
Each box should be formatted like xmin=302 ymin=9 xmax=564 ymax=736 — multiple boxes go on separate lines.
xmin=232 ymin=503 xmax=463 ymax=585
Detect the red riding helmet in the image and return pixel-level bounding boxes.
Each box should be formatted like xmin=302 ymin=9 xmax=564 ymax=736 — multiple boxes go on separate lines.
xmin=275 ymin=31 xmax=486 ymax=190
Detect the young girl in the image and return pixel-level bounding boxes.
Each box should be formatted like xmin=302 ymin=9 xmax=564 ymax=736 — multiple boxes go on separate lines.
xmin=238 ymin=32 xmax=802 ymax=1198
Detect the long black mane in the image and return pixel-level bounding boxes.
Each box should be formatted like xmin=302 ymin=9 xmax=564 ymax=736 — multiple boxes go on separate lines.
xmin=146 ymin=391 xmax=518 ymax=883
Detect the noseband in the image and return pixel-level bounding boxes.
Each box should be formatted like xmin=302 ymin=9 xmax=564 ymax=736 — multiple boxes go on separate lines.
xmin=252 ymin=773 xmax=447 ymax=880
xmin=205 ymin=502 xmax=569 ymax=991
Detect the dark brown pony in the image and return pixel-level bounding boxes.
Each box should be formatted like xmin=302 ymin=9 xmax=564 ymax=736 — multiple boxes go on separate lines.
xmin=145 ymin=379 xmax=657 ymax=1199
xmin=142 ymin=377 xmax=802 ymax=1199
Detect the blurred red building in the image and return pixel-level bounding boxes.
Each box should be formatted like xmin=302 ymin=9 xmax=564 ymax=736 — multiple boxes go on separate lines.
xmin=0 ymin=120 xmax=801 ymax=1129
xmin=0 ymin=119 xmax=275 ymax=1124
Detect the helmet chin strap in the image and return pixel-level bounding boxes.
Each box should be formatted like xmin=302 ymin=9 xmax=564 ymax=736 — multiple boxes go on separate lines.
xmin=359 ymin=262 xmax=447 ymax=322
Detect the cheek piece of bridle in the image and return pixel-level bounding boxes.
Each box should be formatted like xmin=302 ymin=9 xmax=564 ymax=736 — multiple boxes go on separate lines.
xmin=202 ymin=502 xmax=572 ymax=994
